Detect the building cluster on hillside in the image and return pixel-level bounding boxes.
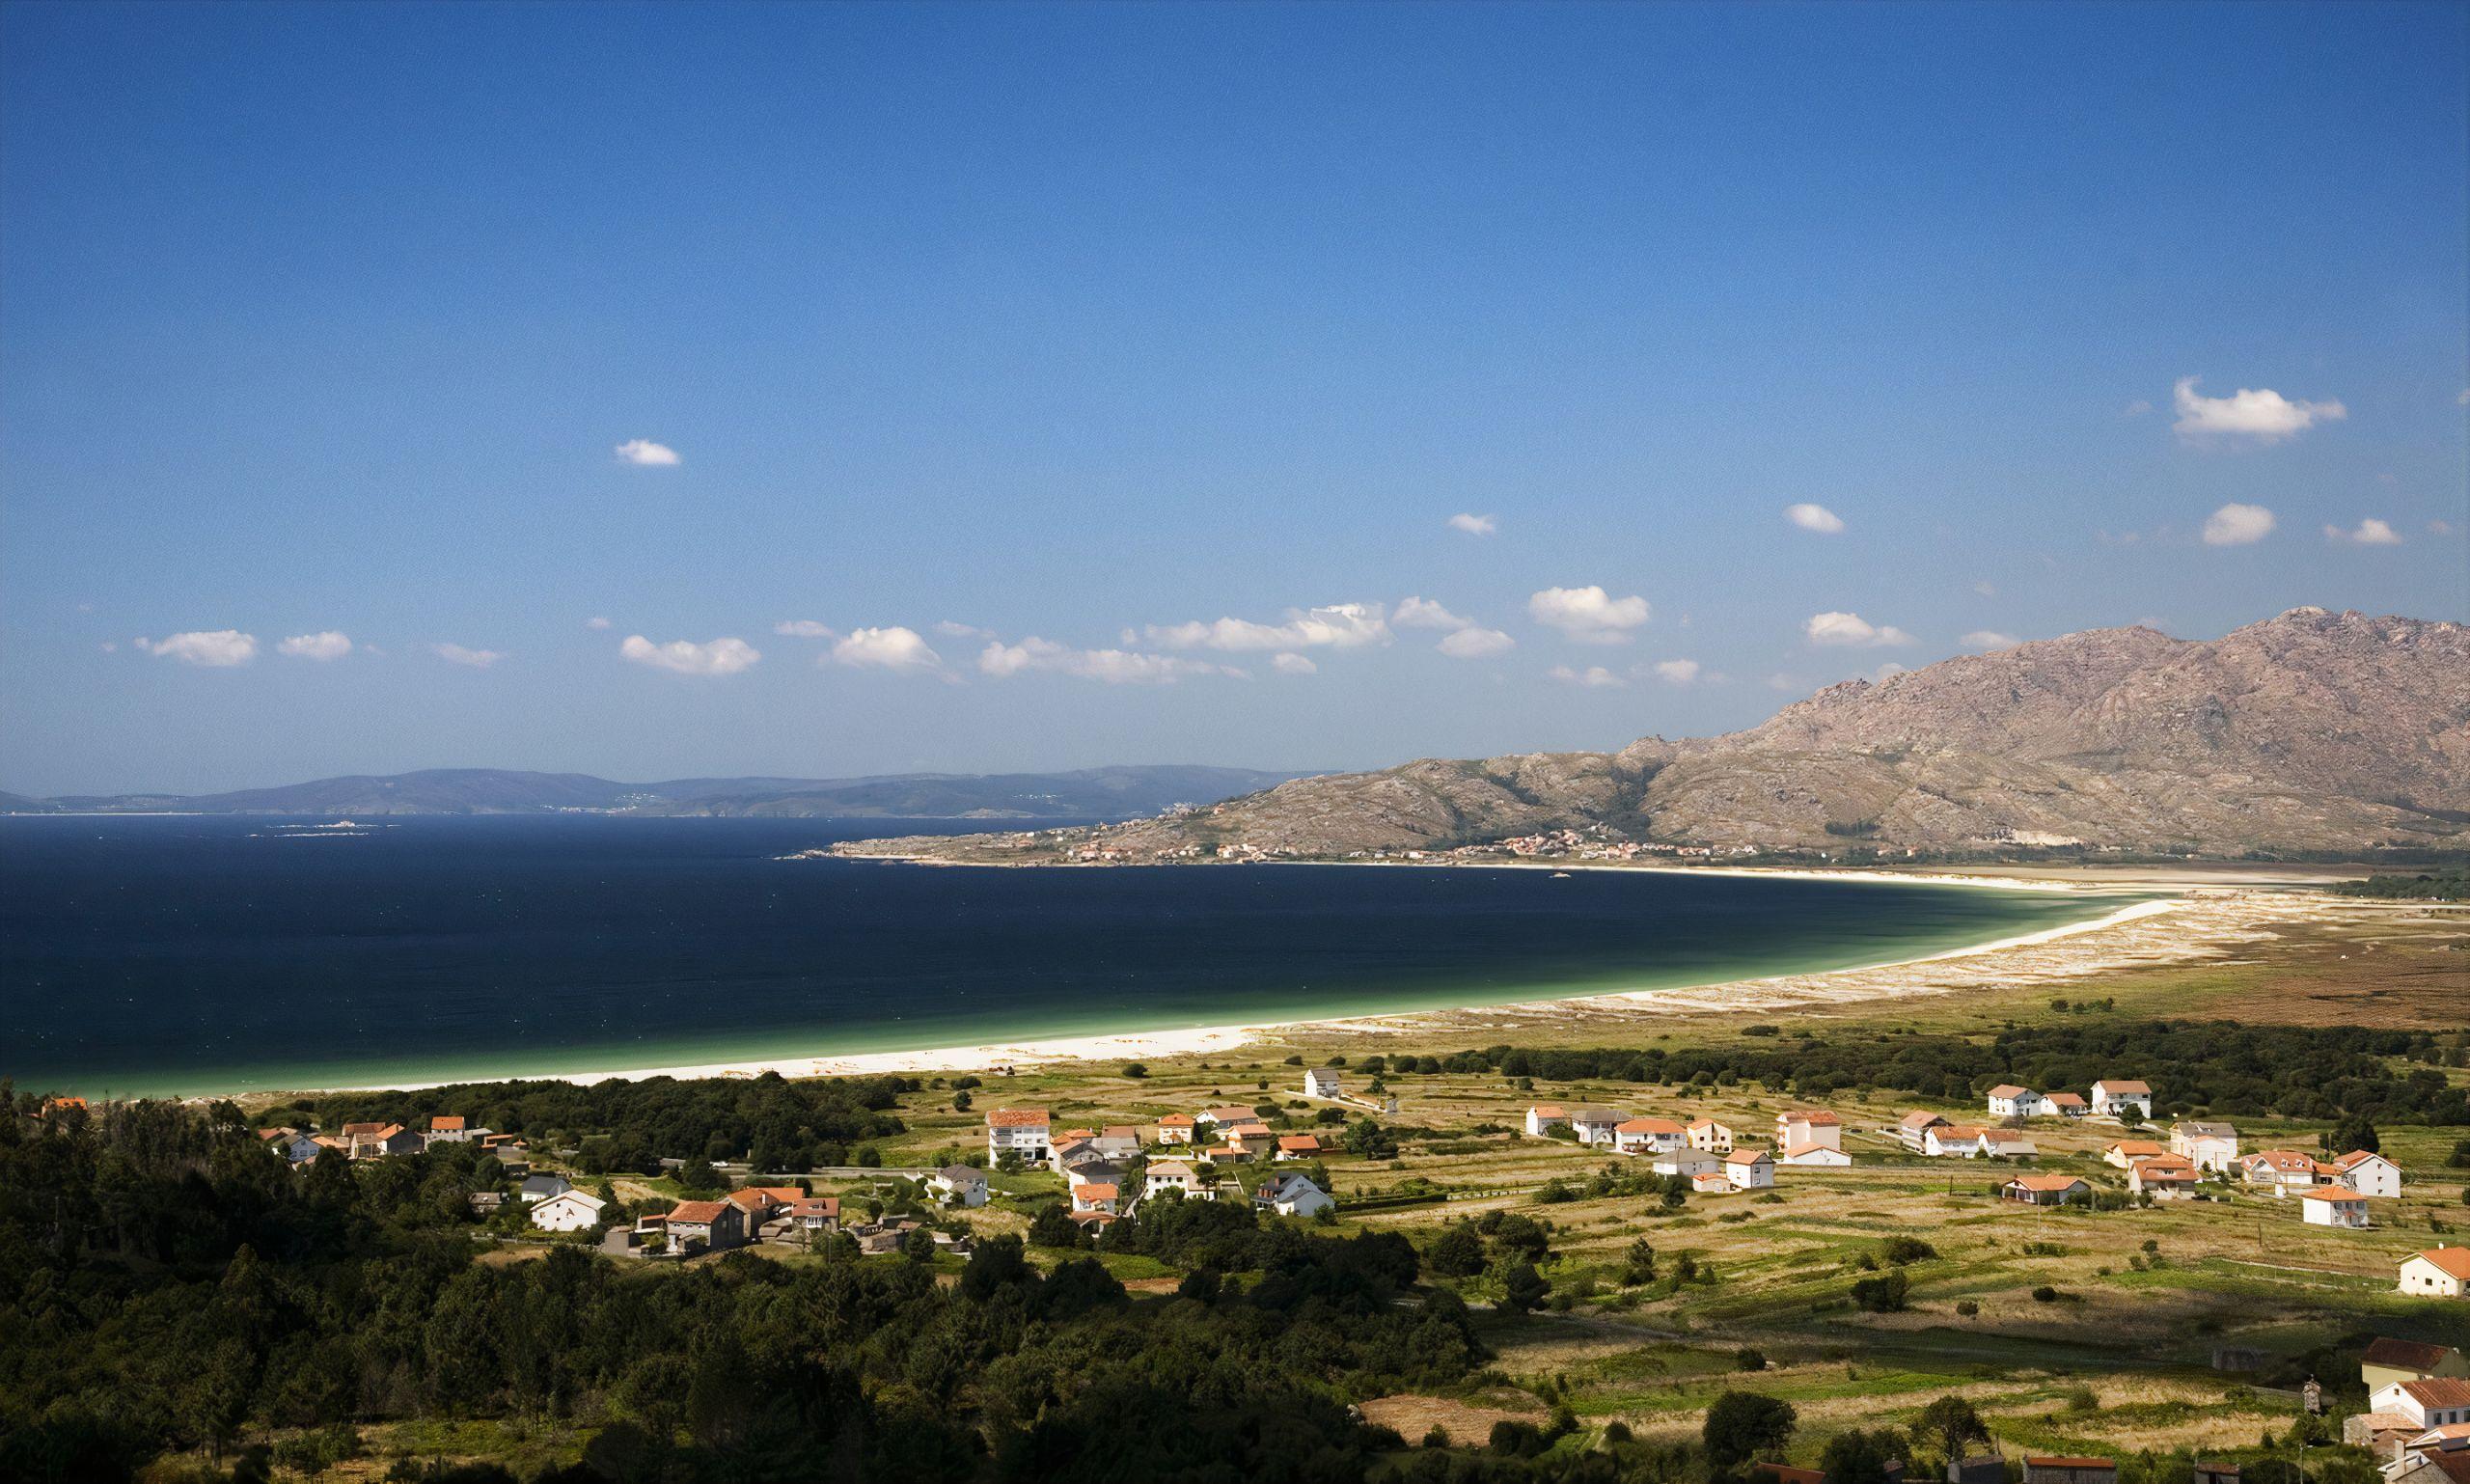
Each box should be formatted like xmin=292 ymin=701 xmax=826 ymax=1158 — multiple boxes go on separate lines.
xmin=2350 ymin=1338 xmax=2470 ymax=1484
xmin=255 ymin=1113 xmax=531 ymax=1171
xmin=978 ymin=1104 xmax=1336 ymax=1225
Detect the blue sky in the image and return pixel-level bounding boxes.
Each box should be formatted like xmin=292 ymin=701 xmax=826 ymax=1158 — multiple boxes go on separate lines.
xmin=2 ymin=1 xmax=2463 ymax=796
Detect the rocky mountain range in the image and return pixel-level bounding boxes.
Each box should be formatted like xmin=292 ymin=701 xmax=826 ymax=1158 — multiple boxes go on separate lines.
xmin=843 ymin=608 xmax=2470 ymax=862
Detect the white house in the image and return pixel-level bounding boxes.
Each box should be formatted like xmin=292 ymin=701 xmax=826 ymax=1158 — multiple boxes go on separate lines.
xmin=1779 ymin=1143 xmax=1852 ymax=1168
xmin=2374 ymin=1379 xmax=2470 ymax=1429
xmin=1254 ymin=1171 xmax=1333 ymax=1218
xmin=1072 ymin=1182 xmax=1121 ymax=1216
xmin=1570 ymin=1108 xmax=1627 ymax=1145
xmin=2301 ymin=1187 xmax=2371 ymax=1229
xmin=1613 ymin=1117 xmax=1687 ymax=1156
xmin=520 ymin=1173 xmax=573 ymax=1204
xmin=1156 ymin=1113 xmax=1195 ymax=1145
xmin=2331 ymin=1149 xmax=2403 ymax=1199
xmin=2401 ymin=1248 xmax=2470 ymax=1299
xmin=1899 ymin=1112 xmax=1951 ymax=1151
xmin=1144 ymin=1159 xmax=1201 ymax=1199
xmin=2171 ymin=1121 xmax=2240 ymax=1172
xmin=986 ymin=1108 xmax=1052 ymax=1163
xmin=2127 ymin=1156 xmax=2201 ymax=1198
xmin=2104 ymin=1140 xmax=2168 ymax=1168
xmin=2091 ymin=1079 xmax=2153 ymax=1120
xmin=2041 ymin=1093 xmax=2089 ymax=1119
xmin=1525 ymin=1104 xmax=1569 ymax=1138
xmin=1925 ymin=1124 xmax=1987 ymax=1158
xmin=1304 ymin=1068 xmax=1343 ymax=1099
xmin=1775 ymin=1111 xmax=1842 ymax=1151
xmin=1987 ymin=1085 xmax=2039 ymax=1120
xmin=530 ymin=1189 xmax=606 ymax=1232
xmin=1652 ymin=1150 xmax=1722 ymax=1179
xmin=1980 ymin=1130 xmax=2040 ymax=1159
xmin=1687 ymin=1118 xmax=1735 ymax=1152
xmin=929 ymin=1165 xmax=989 ymax=1208
xmin=1724 ymin=1149 xmax=1775 ymax=1189
xmin=2240 ymin=1148 xmax=2332 ymax=1194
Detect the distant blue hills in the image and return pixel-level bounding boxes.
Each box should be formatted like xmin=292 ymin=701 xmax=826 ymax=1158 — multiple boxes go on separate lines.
xmin=0 ymin=764 xmax=1307 ymax=820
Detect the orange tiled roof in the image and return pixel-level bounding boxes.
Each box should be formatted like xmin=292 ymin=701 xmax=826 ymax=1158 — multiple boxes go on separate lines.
xmin=986 ymin=1109 xmax=1051 ymax=1127
xmin=667 ymin=1200 xmax=729 ymax=1223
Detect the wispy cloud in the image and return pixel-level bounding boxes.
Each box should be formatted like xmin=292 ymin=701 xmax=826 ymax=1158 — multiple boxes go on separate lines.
xmin=1650 ymin=658 xmax=1700 ymax=684
xmin=1527 ymin=586 xmax=1650 ymax=644
xmin=277 ymin=631 xmax=352 ymax=661
xmin=773 ymin=619 xmax=835 ymax=638
xmin=2323 ymin=517 xmax=2401 ymax=546
xmin=1392 ymin=596 xmax=1471 ymax=630
xmin=1803 ymin=612 xmax=1913 ymax=647
xmin=1548 ymin=664 xmax=1627 ymax=688
xmin=1784 ymin=503 xmax=1844 ymax=534
xmin=833 ymin=626 xmax=943 ymax=673
xmin=620 ymin=635 xmax=759 ymax=675
xmin=586 ymin=617 xmax=613 ymax=630
xmin=2201 ymin=503 xmax=2276 ymax=546
xmin=138 ymin=630 xmax=258 ymax=666
xmin=1437 ymin=626 xmax=1515 ymax=659
xmin=615 ymin=439 xmax=681 ymax=466
xmin=1145 ymin=602 xmax=1389 ymax=652
xmin=1272 ymin=652 xmax=1317 ymax=675
xmin=935 ymin=620 xmax=994 ymax=639
xmin=1447 ymin=512 xmax=1497 ymax=536
xmin=1962 ymin=630 xmax=2020 ymax=651
xmin=977 ymin=636 xmax=1224 ymax=684
xmin=431 ymin=643 xmax=506 ymax=669
xmin=2172 ymin=377 xmax=2345 ymax=443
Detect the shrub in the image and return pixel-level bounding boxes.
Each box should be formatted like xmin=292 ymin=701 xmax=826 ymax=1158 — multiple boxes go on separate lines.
xmin=1736 ymin=1347 xmax=1768 ymax=1372
xmin=1956 ymin=1300 xmax=1980 ymax=1317
xmin=2031 ymin=1285 xmax=2061 ymax=1303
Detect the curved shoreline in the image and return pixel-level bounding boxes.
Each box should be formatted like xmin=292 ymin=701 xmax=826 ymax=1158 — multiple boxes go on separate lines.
xmin=256 ymin=877 xmax=2203 ymax=1096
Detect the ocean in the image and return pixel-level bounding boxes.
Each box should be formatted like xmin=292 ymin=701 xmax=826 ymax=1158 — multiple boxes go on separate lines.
xmin=0 ymin=814 xmax=2145 ymax=1097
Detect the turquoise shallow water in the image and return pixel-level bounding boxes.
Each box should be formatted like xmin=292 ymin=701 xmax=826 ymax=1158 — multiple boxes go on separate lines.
xmin=0 ymin=815 xmax=2148 ymax=1096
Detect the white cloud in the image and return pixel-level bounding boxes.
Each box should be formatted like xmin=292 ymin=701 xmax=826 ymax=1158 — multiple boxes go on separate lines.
xmin=586 ymin=617 xmax=613 ymax=630
xmin=1651 ymin=658 xmax=1700 ymax=684
xmin=615 ymin=439 xmax=681 ymax=466
xmin=1447 ymin=512 xmax=1497 ymax=536
xmin=1145 ymin=602 xmax=1390 ymax=652
xmin=1437 ymin=626 xmax=1515 ymax=659
xmin=2123 ymin=398 xmax=2154 ymax=417
xmin=1962 ymin=630 xmax=2021 ymax=651
xmin=934 ymin=620 xmax=993 ymax=639
xmin=431 ymin=643 xmax=506 ymax=669
xmin=976 ymin=636 xmax=1223 ymax=684
xmin=832 ymin=626 xmax=943 ymax=673
xmin=2172 ymin=377 xmax=2346 ymax=443
xmin=1972 ymin=580 xmax=1996 ymax=596
xmin=2201 ymin=503 xmax=2276 ymax=546
xmin=99 ymin=641 xmax=118 ymax=652
xmin=1803 ymin=612 xmax=1913 ymax=647
xmin=1784 ymin=503 xmax=1845 ymax=534
xmin=773 ymin=619 xmax=835 ymax=638
xmin=1548 ymin=664 xmax=1627 ymax=689
xmin=2323 ymin=518 xmax=2401 ymax=546
xmin=138 ymin=630 xmax=258 ymax=666
xmin=1272 ymin=652 xmax=1317 ymax=675
xmin=1527 ymin=586 xmax=1650 ymax=644
xmin=620 ymin=634 xmax=759 ymax=675
xmin=1393 ymin=596 xmax=1471 ymax=630
xmin=278 ymin=630 xmax=352 ymax=661
xmin=1871 ymin=663 xmax=1910 ymax=682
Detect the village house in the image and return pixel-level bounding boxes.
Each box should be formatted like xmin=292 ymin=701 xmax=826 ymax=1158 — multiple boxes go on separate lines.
xmin=1613 ymin=1117 xmax=1688 ymax=1157
xmin=2042 ymin=1092 xmax=2089 ymax=1119
xmin=1987 ymin=1085 xmax=2039 ymax=1120
xmin=929 ymin=1166 xmax=989 ymax=1207
xmin=1925 ymin=1124 xmax=1988 ymax=1158
xmin=1948 ymin=1457 xmax=2006 ymax=1484
xmin=2402 ymin=1248 xmax=2470 ymax=1299
xmin=986 ymin=1108 xmax=1052 ymax=1163
xmin=1776 ymin=1110 xmax=1843 ymax=1151
xmin=2024 ymin=1458 xmax=2117 ymax=1484
xmin=1779 ymin=1142 xmax=1852 ymax=1168
xmin=1687 ymin=1118 xmax=1735 ymax=1152
xmin=2104 ymin=1139 xmax=2168 ymax=1168
xmin=1725 ymin=1149 xmax=1775 ymax=1190
xmin=1653 ymin=1150 xmax=1723 ymax=1179
xmin=2239 ymin=1148 xmax=2333 ymax=1195
xmin=1254 ymin=1171 xmax=1333 ymax=1218
xmin=1066 ymin=1208 xmax=1117 ymax=1234
xmin=786 ymin=1196 xmax=840 ymax=1237
xmin=530 ymin=1189 xmax=606 ymax=1233
xmin=2003 ymin=1174 xmax=2092 ymax=1206
xmin=1569 ymin=1107 xmax=1628 ymax=1145
xmin=343 ymin=1122 xmax=423 ymax=1160
xmin=2386 ymin=1438 xmax=2470 ymax=1484
xmin=2189 ymin=1462 xmax=2238 ymax=1484
xmin=2091 ymin=1079 xmax=2153 ymax=1120
xmin=1980 ymin=1130 xmax=2040 ymax=1159
xmin=726 ymin=1186 xmax=804 ymax=1234
xmin=277 ymin=1131 xmax=324 ymax=1166
xmin=2332 ymin=1148 xmax=2404 ymax=1199
xmin=2364 ymin=1339 xmax=2470 ymax=1395
xmin=2301 ymin=1187 xmax=2372 ymax=1229
xmin=520 ymin=1173 xmax=573 ymax=1204
xmin=1525 ymin=1104 xmax=1569 ymax=1138
xmin=1155 ymin=1113 xmax=1195 ymax=1145
xmin=1276 ymin=1135 xmax=1324 ymax=1160
xmin=661 ymin=1199 xmax=747 ymax=1254
xmin=2128 ymin=1156 xmax=2201 ymax=1198
xmin=1144 ymin=1159 xmax=1202 ymax=1199
xmin=1898 ymin=1111 xmax=1950 ymax=1151
xmin=426 ymin=1115 xmax=470 ymax=1143
xmin=1047 ymin=1136 xmax=1095 ymax=1173
xmin=1072 ymin=1182 xmax=1120 ymax=1216
xmin=1690 ymin=1169 xmax=1730 ymax=1194
xmin=1303 ymin=1067 xmax=1343 ymax=1099
xmin=2171 ymin=1120 xmax=2240 ymax=1171
xmin=2375 ymin=1380 xmax=2470 ymax=1430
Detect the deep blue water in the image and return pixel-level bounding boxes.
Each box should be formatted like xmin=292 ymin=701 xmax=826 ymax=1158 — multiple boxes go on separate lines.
xmin=0 ymin=815 xmax=2140 ymax=1096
